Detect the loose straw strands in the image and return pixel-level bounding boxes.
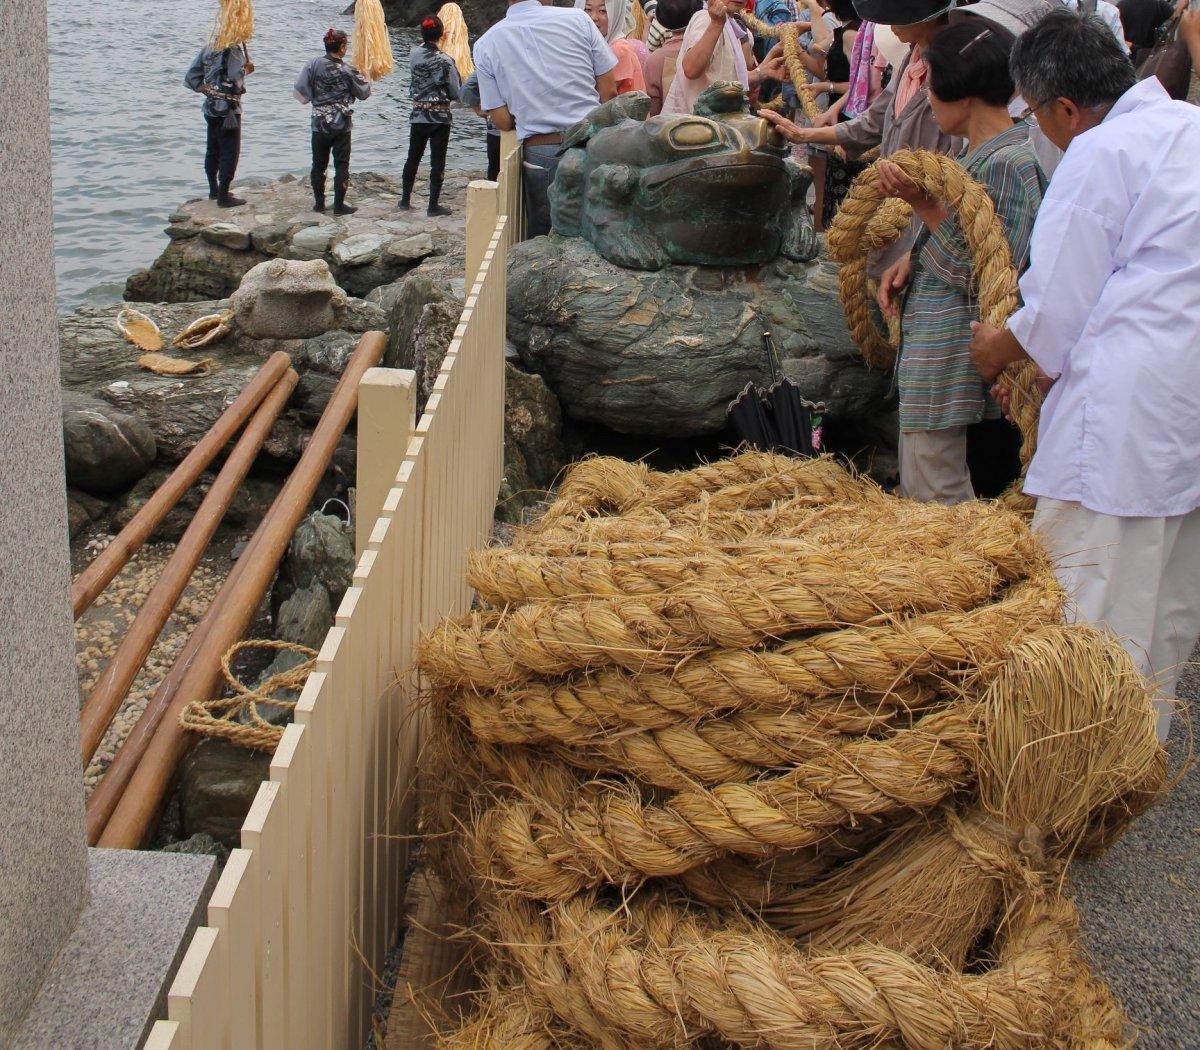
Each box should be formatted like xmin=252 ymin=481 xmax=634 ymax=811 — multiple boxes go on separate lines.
xmin=437 ymin=3 xmax=474 ymax=79
xmin=352 ymin=0 xmax=395 ymax=81
xmin=214 ymin=0 xmax=254 ymax=50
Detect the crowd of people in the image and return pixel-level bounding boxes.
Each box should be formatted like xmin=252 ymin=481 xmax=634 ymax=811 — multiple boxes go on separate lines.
xmin=185 ymin=2 xmax=1200 ymax=733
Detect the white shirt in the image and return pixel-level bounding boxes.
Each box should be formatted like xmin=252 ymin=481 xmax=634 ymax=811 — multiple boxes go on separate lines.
xmin=1059 ymin=0 xmax=1127 ymax=49
xmin=473 ymin=0 xmax=617 ymax=140
xmin=1009 ymin=78 xmax=1200 ymax=518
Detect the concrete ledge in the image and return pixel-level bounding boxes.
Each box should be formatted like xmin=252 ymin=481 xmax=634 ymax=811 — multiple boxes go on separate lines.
xmin=12 ymin=848 xmax=217 ymax=1049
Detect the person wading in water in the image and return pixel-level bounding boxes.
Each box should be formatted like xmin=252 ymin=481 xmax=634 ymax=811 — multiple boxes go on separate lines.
xmin=184 ymin=40 xmax=254 ymax=208
xmin=294 ymin=29 xmax=373 ymax=215
xmin=401 ymin=16 xmax=462 ymax=215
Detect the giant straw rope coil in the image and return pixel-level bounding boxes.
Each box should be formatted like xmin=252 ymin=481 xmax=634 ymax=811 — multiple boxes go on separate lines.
xmin=828 ymin=149 xmax=1045 ymax=512
xmin=414 ymin=451 xmax=1164 ymax=1047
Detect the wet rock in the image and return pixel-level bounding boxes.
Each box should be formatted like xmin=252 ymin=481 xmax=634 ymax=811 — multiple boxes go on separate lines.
xmin=125 ymin=170 xmax=477 ymax=304
xmin=179 ymin=739 xmax=271 ymax=850
xmin=67 ymin=488 xmax=109 ymax=537
xmin=109 ymin=468 xmax=280 ymax=541
xmin=229 ymin=258 xmax=349 ymax=340
xmin=383 ymin=255 xmax=467 ymax=369
xmin=202 ymin=222 xmax=253 ymax=251
xmin=382 ymin=0 xmax=506 ymax=36
xmin=507 ymin=235 xmax=890 ymax=437
xmin=332 ymin=232 xmax=386 ymax=268
xmin=276 ymin=583 xmax=334 ymax=650
xmin=61 ymin=392 xmax=157 ymax=495
xmin=409 ymin=301 xmax=462 ymax=411
xmin=159 ymin=832 xmax=230 ymax=866
xmin=499 ymin=364 xmax=568 ymax=524
xmin=272 ymin=512 xmax=355 ymax=618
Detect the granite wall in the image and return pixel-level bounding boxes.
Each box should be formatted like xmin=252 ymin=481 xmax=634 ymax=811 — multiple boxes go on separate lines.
xmin=0 ymin=0 xmax=89 ymax=1039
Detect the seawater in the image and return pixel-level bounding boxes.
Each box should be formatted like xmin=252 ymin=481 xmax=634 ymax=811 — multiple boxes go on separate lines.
xmin=48 ymin=0 xmax=489 ymax=310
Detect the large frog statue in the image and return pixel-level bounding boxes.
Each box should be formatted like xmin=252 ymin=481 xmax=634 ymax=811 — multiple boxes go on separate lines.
xmin=549 ymin=84 xmax=818 ymax=270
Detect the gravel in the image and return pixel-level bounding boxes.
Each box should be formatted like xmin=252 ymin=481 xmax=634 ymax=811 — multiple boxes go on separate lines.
xmin=1072 ymin=641 xmax=1200 ymax=1047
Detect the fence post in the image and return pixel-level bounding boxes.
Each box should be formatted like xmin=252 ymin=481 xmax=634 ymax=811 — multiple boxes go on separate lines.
xmin=466 ymin=180 xmax=500 ymax=284
xmin=355 ymin=368 xmax=417 ymax=559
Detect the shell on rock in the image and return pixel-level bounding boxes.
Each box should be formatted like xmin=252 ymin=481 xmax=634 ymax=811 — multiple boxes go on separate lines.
xmin=172 ymin=311 xmax=232 ymax=350
xmin=116 ymin=308 xmax=164 ymax=352
xmin=138 ymin=353 xmax=216 ymax=376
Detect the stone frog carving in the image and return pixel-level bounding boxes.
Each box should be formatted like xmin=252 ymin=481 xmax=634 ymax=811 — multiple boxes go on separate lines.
xmin=550 ymin=84 xmax=817 ymax=270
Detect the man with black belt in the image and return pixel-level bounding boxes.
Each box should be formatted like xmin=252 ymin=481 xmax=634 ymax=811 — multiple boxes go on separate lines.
xmin=185 ymin=40 xmax=254 ymax=208
xmin=473 ymin=0 xmax=618 ymax=236
xmin=294 ymin=29 xmax=373 ymax=215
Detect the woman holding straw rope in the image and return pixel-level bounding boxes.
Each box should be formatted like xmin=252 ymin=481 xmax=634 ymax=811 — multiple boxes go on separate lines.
xmin=763 ymin=0 xmax=959 ymax=279
xmin=184 ymin=38 xmax=254 ymax=209
xmin=873 ymin=22 xmax=1044 ymax=505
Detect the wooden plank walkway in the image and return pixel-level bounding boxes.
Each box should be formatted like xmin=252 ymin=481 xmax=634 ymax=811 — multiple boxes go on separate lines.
xmin=385 ymin=870 xmax=481 ymax=1048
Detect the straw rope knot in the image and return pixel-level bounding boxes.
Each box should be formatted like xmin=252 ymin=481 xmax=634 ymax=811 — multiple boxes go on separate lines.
xmin=946 ymin=809 xmax=1050 ymax=895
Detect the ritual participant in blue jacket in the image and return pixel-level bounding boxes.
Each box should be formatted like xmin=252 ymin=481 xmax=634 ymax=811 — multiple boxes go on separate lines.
xmin=401 ymin=17 xmax=463 ymax=216
xmin=294 ymin=29 xmax=373 ymax=215
xmin=184 ymin=40 xmax=254 ymax=208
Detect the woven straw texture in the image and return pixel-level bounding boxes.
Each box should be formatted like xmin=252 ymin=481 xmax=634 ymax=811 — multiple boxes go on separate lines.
xmin=414 ymin=451 xmax=1163 ymax=1047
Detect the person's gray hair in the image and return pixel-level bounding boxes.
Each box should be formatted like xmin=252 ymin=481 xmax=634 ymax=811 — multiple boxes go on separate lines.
xmin=1010 ymin=9 xmax=1136 ymax=109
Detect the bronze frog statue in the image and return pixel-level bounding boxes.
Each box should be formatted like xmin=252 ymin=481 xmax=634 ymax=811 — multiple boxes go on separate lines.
xmin=549 ymin=84 xmax=817 ymax=271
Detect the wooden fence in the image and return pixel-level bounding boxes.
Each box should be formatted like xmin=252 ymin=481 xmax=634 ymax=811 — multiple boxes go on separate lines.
xmin=145 ymin=152 xmax=522 ymax=1048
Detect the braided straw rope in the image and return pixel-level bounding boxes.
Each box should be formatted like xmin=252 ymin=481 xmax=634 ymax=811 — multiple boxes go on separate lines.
xmin=179 ymin=639 xmax=316 ymax=751
xmin=827 ymin=149 xmax=1045 ymax=511
xmin=476 ymin=887 xmax=1112 ymax=1050
xmin=739 ymin=12 xmax=821 ymax=122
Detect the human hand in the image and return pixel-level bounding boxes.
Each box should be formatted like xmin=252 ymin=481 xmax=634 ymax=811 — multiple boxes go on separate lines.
xmin=877 ymin=255 xmax=911 ymax=318
xmin=758 ymin=53 xmax=787 ymax=81
xmin=1181 ymin=8 xmax=1200 ymax=44
xmin=814 ymin=105 xmax=839 ymax=128
xmin=877 ymin=160 xmax=933 ymax=210
xmin=762 ymin=108 xmax=813 ymax=143
xmin=707 ymin=0 xmax=732 ymax=23
xmin=244 ymin=60 xmax=256 ymax=74
xmin=969 ymin=322 xmax=1011 ymax=382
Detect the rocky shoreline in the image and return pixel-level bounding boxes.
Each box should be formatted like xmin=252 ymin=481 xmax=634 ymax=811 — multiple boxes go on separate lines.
xmin=67 ymin=168 xmax=568 ymax=853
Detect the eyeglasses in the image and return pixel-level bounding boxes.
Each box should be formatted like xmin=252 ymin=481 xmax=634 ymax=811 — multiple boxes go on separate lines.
xmin=1016 ymin=98 xmax=1052 ymax=121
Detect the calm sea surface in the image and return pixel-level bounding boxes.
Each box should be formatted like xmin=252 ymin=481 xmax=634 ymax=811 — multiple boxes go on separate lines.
xmin=48 ymin=0 xmax=488 ymax=309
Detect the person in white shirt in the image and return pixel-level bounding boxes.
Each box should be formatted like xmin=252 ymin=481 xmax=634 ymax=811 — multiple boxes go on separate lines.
xmin=473 ymin=0 xmax=618 ymax=235
xmin=970 ymin=10 xmax=1200 ymax=742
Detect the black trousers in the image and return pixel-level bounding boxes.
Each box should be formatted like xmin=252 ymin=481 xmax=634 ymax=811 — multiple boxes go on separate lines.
xmin=204 ymin=113 xmax=241 ymax=189
xmin=402 ymin=122 xmax=451 ymax=187
xmin=486 ymin=133 xmax=500 ymax=181
xmin=312 ymin=129 xmax=352 ymax=186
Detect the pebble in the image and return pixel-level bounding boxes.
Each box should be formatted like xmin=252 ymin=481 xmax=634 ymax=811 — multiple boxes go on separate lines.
xmin=76 ymin=540 xmax=223 ymax=793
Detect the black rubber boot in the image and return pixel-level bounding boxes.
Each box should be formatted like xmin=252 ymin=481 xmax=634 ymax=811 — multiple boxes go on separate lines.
xmin=217 ymin=181 xmax=246 ymax=208
xmin=207 ymin=176 xmax=219 ymax=200
xmin=333 ymin=178 xmax=356 ymax=216
xmin=426 ymin=177 xmax=450 ymax=217
xmin=398 ymin=173 xmax=415 ymax=211
xmin=311 ymin=173 xmax=327 ymax=213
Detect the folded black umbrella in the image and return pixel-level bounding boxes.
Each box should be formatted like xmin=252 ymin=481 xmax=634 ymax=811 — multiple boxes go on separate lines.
xmin=726 ymin=332 xmax=823 ymax=457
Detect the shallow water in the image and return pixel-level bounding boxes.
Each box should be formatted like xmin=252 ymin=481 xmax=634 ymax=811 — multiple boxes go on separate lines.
xmin=48 ymin=0 xmax=488 ymax=309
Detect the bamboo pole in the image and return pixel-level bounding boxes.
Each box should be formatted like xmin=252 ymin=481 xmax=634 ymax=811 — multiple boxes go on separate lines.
xmin=79 ymin=369 xmax=300 ymax=767
xmin=96 ymin=332 xmax=387 ymax=849
xmin=71 ymin=351 xmax=293 ymax=619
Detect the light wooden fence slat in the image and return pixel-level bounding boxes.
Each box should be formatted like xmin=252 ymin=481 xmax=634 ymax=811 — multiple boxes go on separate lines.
xmin=168 ymin=925 xmax=222 ymax=1050
xmin=209 ymin=848 xmax=257 ymax=1050
xmin=145 ymin=1020 xmax=181 ymax=1049
xmin=241 ymin=781 xmax=286 ymax=1050
xmin=270 ymin=723 xmax=310 ymax=1050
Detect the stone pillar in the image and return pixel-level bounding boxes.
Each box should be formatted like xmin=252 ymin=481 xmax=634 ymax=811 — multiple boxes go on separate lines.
xmin=0 ymin=0 xmax=89 ymax=1040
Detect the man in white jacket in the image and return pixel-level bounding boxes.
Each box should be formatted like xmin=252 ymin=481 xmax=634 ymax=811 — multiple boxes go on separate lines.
xmin=971 ymin=10 xmax=1200 ymax=741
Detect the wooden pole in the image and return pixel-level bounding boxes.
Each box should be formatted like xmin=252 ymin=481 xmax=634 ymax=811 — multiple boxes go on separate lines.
xmin=78 ymin=369 xmax=299 ymax=767
xmin=96 ymin=332 xmax=386 ymax=849
xmin=355 ymin=367 xmax=416 ymax=559
xmin=71 ymin=351 xmax=293 ymax=619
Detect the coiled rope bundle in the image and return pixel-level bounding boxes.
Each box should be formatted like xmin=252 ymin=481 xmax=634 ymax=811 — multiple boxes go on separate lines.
xmin=415 ymin=450 xmax=1165 ymax=1048
xmin=827 ymin=149 xmax=1045 ymax=513
xmin=739 ymin=11 xmax=822 ymax=122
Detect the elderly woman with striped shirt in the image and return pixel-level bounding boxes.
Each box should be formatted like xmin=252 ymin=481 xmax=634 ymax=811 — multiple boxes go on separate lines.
xmin=875 ymin=21 xmax=1044 ymax=504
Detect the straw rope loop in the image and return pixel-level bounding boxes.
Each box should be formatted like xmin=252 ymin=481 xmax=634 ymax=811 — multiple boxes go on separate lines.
xmin=826 ymin=149 xmax=1045 ymax=509
xmin=179 ymin=639 xmax=317 ymax=752
xmin=739 ymin=12 xmax=822 ymax=122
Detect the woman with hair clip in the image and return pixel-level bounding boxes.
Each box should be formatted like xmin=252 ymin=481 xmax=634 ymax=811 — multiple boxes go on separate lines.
xmin=401 ymin=16 xmax=462 ymax=215
xmin=875 ymin=21 xmax=1045 ymax=503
